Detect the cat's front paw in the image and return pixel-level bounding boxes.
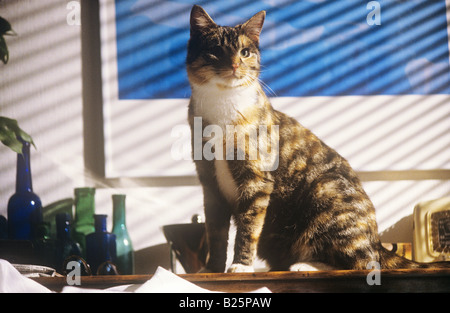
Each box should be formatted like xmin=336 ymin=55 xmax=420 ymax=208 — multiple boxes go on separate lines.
xmin=227 ymin=263 xmax=254 ymax=273
xmin=289 ymin=262 xmax=335 ymax=271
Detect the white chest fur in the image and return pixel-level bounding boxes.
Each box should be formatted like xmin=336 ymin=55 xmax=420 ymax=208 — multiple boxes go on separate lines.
xmin=190 ymin=81 xmax=258 ymax=127
xmin=191 ymin=81 xmax=259 ymax=205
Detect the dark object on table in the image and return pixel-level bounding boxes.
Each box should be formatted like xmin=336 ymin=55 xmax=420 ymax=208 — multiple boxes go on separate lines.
xmin=163 ymin=215 xmax=207 ymax=273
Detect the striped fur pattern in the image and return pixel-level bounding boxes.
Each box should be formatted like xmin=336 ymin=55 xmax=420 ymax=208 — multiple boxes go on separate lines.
xmin=186 ymin=5 xmax=448 ymax=272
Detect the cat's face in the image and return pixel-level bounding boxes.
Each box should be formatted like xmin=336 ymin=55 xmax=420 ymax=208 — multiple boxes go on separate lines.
xmin=187 ymin=5 xmax=265 ymax=89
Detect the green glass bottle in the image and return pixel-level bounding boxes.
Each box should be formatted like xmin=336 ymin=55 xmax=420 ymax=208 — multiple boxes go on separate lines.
xmin=112 ymin=194 xmax=134 ymax=275
xmin=71 ymin=187 xmax=95 ymax=257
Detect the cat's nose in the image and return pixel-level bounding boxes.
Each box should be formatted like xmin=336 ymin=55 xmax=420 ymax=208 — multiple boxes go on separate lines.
xmin=232 ymin=63 xmax=240 ymax=72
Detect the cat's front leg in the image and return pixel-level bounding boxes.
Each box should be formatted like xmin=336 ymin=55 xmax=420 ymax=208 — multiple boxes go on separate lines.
xmin=202 ymin=192 xmax=232 ymax=273
xmin=228 ymin=195 xmax=270 ymax=273
xmin=193 ymin=152 xmax=232 ymax=273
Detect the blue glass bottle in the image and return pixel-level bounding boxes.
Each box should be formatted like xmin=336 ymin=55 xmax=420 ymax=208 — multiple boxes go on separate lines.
xmin=112 ymin=194 xmax=134 ymax=275
xmin=86 ymin=214 xmax=117 ymax=275
xmin=55 ymin=213 xmax=82 ymax=273
xmin=7 ymin=139 xmax=42 ymax=240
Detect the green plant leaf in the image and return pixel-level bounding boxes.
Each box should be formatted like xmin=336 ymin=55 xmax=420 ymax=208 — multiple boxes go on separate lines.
xmin=0 ymin=16 xmax=12 ymax=35
xmin=0 ymin=36 xmax=8 ymax=64
xmin=0 ymin=116 xmax=35 ymax=153
xmin=0 ymin=16 xmax=15 ymax=64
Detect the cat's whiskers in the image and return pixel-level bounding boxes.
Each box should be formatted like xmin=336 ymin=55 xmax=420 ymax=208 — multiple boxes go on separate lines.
xmin=258 ymin=78 xmax=277 ymax=97
xmin=243 ymin=72 xmax=277 ymax=97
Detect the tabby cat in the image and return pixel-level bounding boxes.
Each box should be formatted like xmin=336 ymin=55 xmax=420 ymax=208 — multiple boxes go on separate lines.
xmin=186 ymin=5 xmax=448 ymax=272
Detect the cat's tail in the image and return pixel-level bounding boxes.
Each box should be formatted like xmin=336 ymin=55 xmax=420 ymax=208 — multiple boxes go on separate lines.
xmin=379 ymin=247 xmax=450 ymax=269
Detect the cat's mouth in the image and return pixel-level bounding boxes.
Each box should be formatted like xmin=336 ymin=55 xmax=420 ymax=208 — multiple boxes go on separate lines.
xmin=221 ymin=70 xmax=242 ymax=79
xmin=219 ymin=77 xmax=246 ymax=89
xmin=219 ymin=69 xmax=248 ymax=85
xmin=211 ymin=67 xmax=254 ymax=88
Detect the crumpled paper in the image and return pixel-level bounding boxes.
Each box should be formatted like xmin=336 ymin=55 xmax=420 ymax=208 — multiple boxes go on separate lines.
xmin=0 ymin=259 xmax=271 ymax=293
xmin=61 ymin=266 xmax=218 ymax=293
xmin=0 ymin=259 xmax=51 ymax=293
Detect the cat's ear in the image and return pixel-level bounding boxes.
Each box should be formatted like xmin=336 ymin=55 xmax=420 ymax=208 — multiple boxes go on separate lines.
xmin=190 ymin=5 xmax=216 ymax=34
xmin=242 ymin=11 xmax=266 ymax=43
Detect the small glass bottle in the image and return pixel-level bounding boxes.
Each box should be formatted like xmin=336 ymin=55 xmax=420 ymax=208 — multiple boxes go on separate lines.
xmin=55 ymin=213 xmax=82 ymax=273
xmin=72 ymin=187 xmax=95 ymax=257
xmin=32 ymin=221 xmax=55 ymax=268
xmin=112 ymin=194 xmax=134 ymax=275
xmin=86 ymin=214 xmax=117 ymax=275
xmin=7 ymin=139 xmax=42 ymax=240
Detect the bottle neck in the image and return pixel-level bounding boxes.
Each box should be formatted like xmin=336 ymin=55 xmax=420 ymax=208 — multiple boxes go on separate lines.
xmin=16 ymin=141 xmax=33 ymax=193
xmin=112 ymin=194 xmax=126 ymax=227
xmin=74 ymin=187 xmax=95 ymax=224
xmin=94 ymin=214 xmax=108 ymax=233
xmin=56 ymin=213 xmax=71 ymax=241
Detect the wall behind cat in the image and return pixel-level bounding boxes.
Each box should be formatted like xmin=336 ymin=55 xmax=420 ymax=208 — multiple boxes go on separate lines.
xmin=0 ymin=0 xmax=203 ymax=274
xmin=0 ymin=1 xmax=85 ymax=219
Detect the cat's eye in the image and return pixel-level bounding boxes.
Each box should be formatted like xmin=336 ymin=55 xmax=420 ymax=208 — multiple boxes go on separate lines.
xmin=240 ymin=48 xmax=251 ymax=58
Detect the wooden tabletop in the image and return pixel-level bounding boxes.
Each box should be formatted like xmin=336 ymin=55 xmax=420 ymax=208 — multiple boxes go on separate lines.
xmin=33 ymin=268 xmax=450 ymax=293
